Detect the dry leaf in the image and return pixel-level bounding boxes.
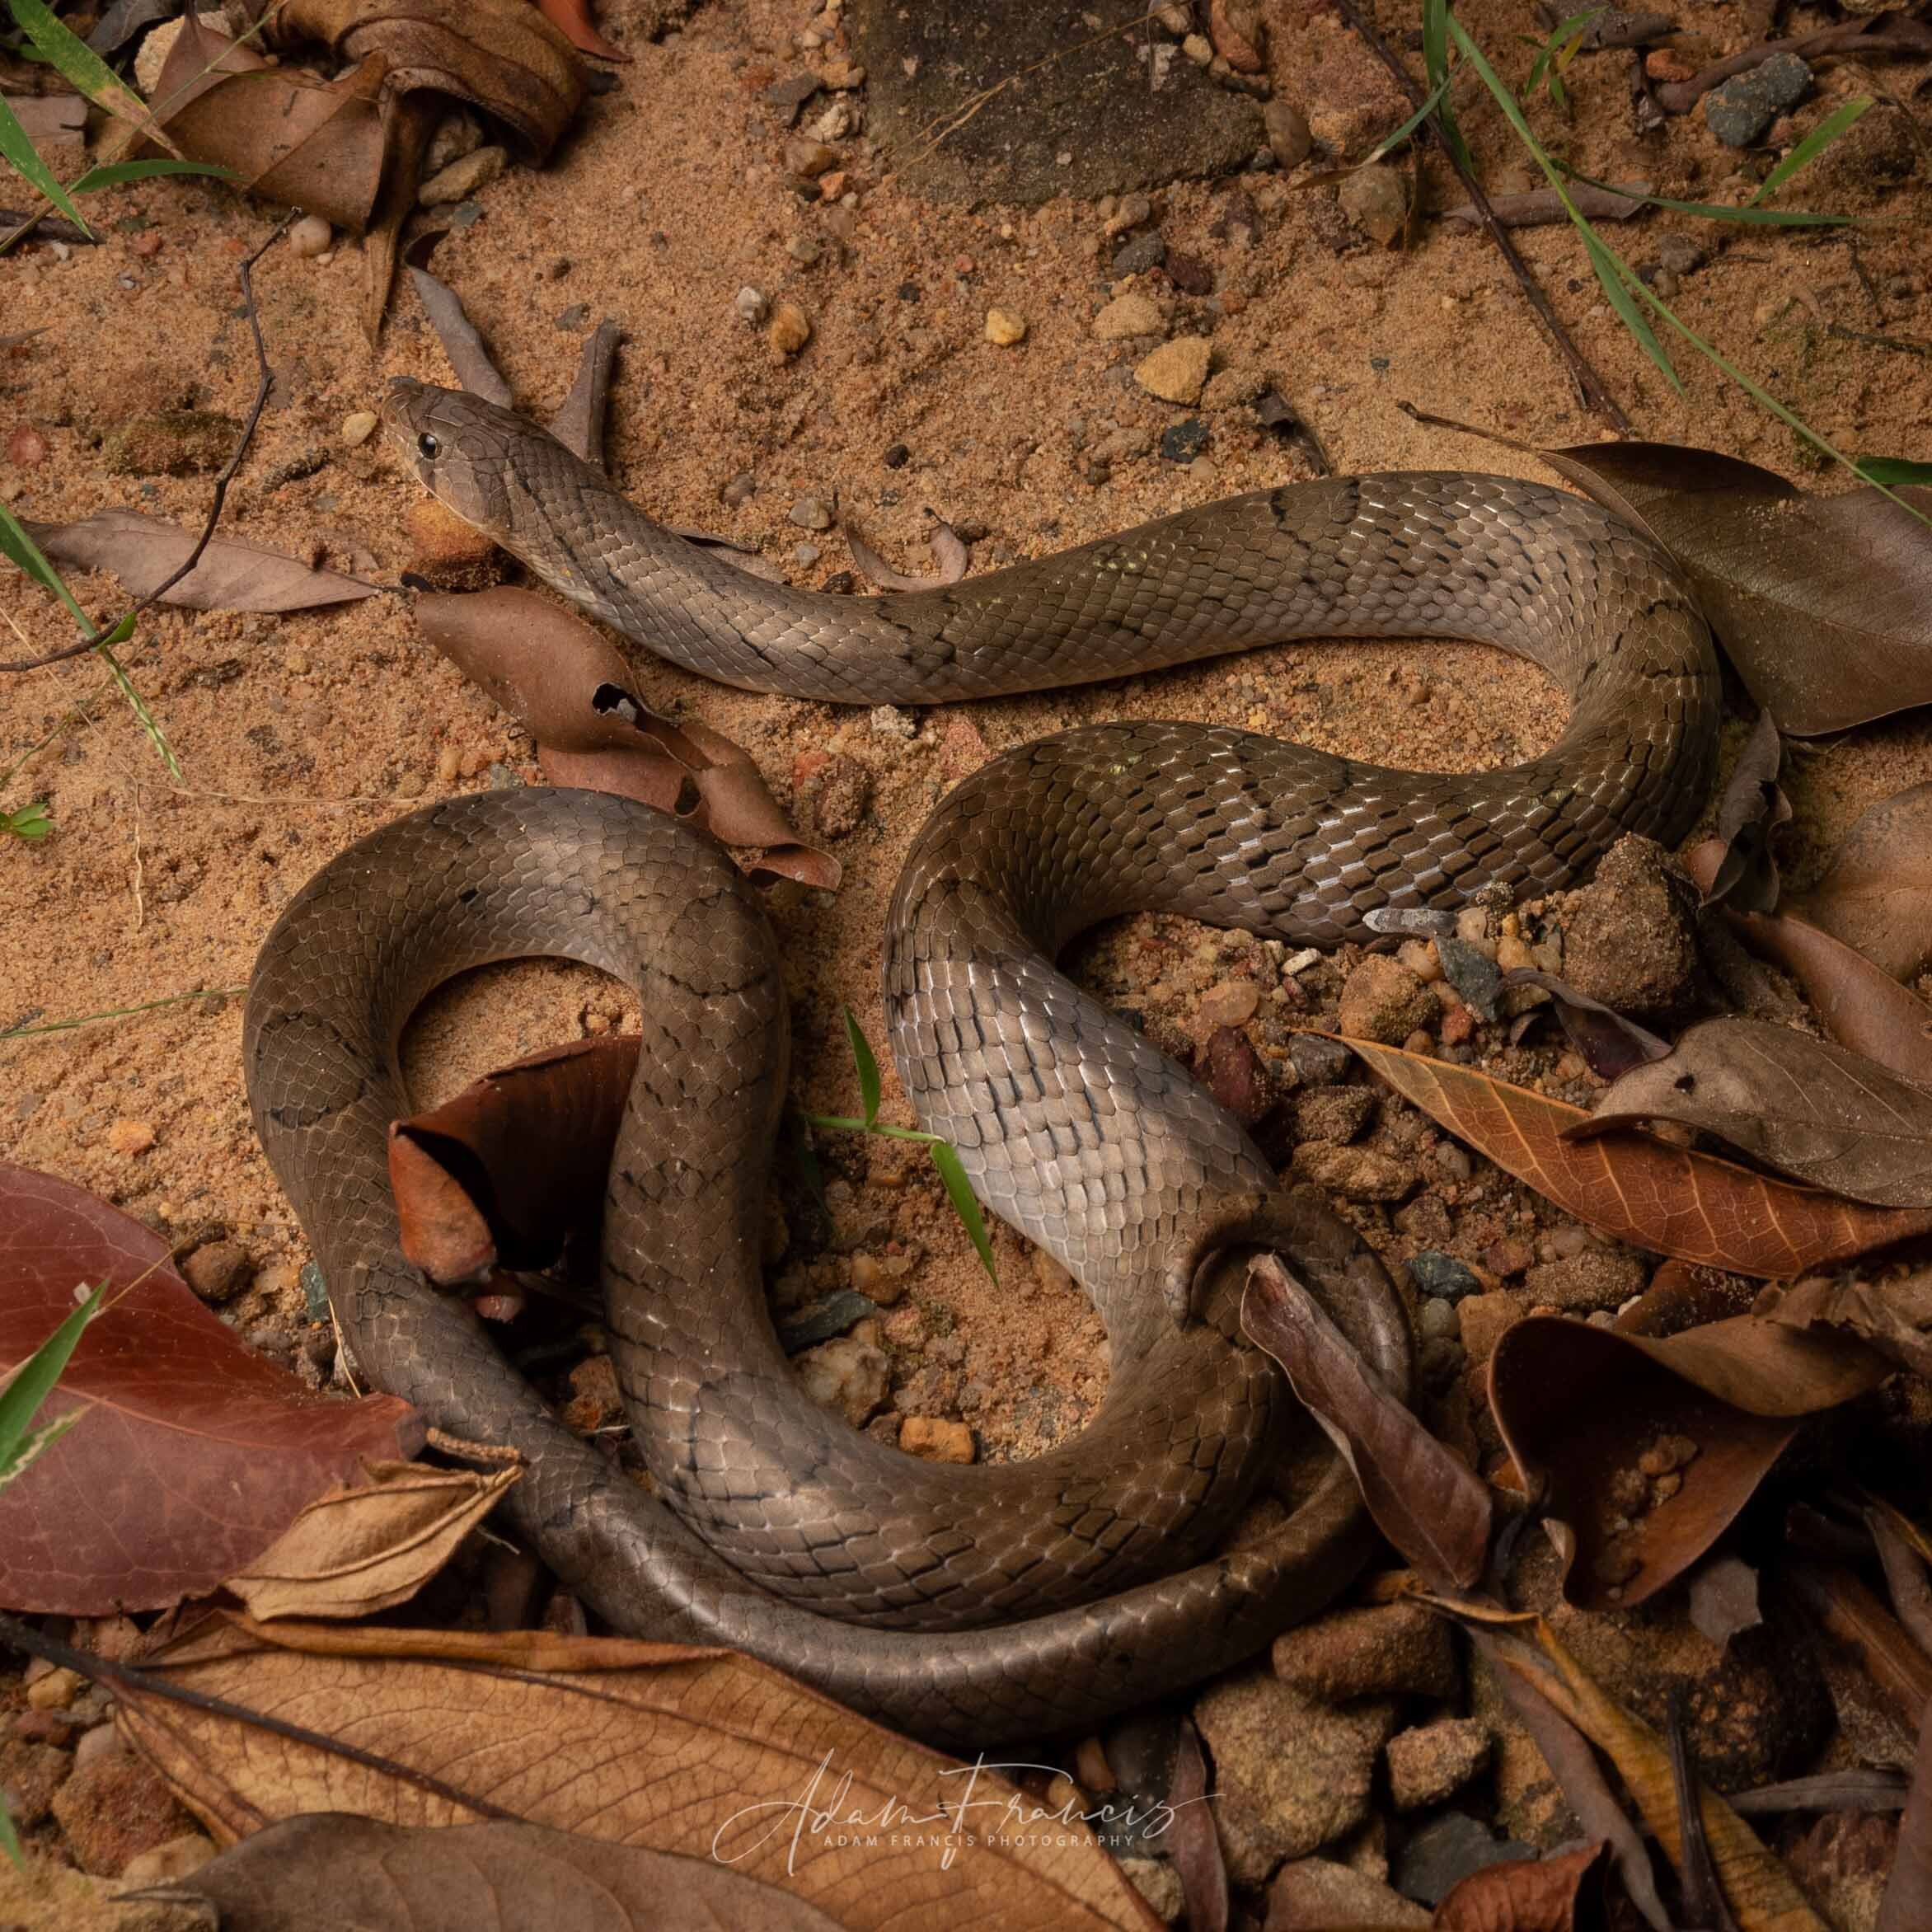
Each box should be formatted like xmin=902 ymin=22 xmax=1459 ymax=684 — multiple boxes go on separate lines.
xmin=1879 ymin=1708 xmax=1932 ymax=1932
xmin=1787 ymin=782 xmax=1932 ymax=984
xmin=1786 ymin=1562 xmax=1932 ymax=1734
xmin=1574 ymin=1018 xmax=1932 ymax=1208
xmin=0 ymin=1163 xmax=420 ymax=1614
xmin=1165 ymin=1721 xmax=1226 ymax=1932
xmin=25 ymin=510 xmax=377 ymax=613
xmin=1488 ymin=1313 xmax=1887 ymax=1608
xmin=843 ymin=518 xmax=971 ymax=593
xmin=223 ymin=1459 xmax=521 ymax=1621
xmin=1707 ymin=710 xmax=1790 ymax=913
xmin=403 ymin=236 xmax=514 ymax=406
xmin=1433 ymin=1840 xmax=1611 ymax=1932
xmin=1341 ymin=1037 xmax=1932 ymax=1277
xmin=271 ymin=0 xmax=584 ymax=158
xmin=388 ymin=1037 xmax=640 ymax=1284
xmin=1868 ymin=1499 xmax=1932 ymax=1660
xmin=138 ymin=1812 xmax=839 ymax=1930
xmin=1494 ymin=1621 xmax=1829 ymax=1932
xmin=132 ymin=16 xmax=390 ymax=231
xmin=538 ymin=0 xmax=630 ymax=62
xmin=1759 ymin=1268 xmax=1932 ymax=1377
xmin=114 ymin=1618 xmax=1162 ymax=1931
xmin=1688 ymin=840 xmax=1932 ymax=1086
xmin=1243 ymin=1254 xmax=1486 ymax=1592
xmin=1498 ymin=968 xmax=1671 ymax=1081
xmin=1526 ymin=443 xmax=1932 ymax=739
xmin=1441 ymin=181 xmax=1652 ymax=226
xmin=414 ymin=588 xmax=840 ymax=889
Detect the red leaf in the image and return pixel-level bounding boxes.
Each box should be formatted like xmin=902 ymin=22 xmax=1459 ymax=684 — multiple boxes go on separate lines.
xmin=0 ymin=1164 xmax=421 ymax=1613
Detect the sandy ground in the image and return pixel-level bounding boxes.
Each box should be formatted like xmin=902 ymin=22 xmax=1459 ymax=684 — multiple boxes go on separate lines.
xmin=3 ymin=0 xmax=1931 ymax=1472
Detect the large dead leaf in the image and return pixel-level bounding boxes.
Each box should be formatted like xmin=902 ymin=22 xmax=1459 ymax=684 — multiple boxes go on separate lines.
xmin=1759 ymin=1268 xmax=1932 ymax=1377
xmin=1433 ymin=1841 xmax=1612 ymax=1932
xmin=1243 ymin=1254 xmax=1487 ymax=1592
xmin=223 ymin=1459 xmax=520 ymax=1622
xmin=388 ymin=1036 xmax=639 ymax=1285
xmin=1341 ymin=1038 xmax=1932 ymax=1277
xmin=270 ymin=0 xmax=584 ymax=158
xmin=138 ymin=1812 xmax=836 ymax=1930
xmin=414 ymin=589 xmax=840 ymax=889
xmin=140 ymin=1812 xmax=838 ymax=1930
xmin=1575 ymin=1018 xmax=1932 ymax=1208
xmin=130 ymin=16 xmax=390 ymax=231
xmin=1527 ymin=443 xmax=1932 ymax=738
xmin=1489 ymin=1313 xmax=1887 ymax=1609
xmin=1880 ymin=1709 xmax=1932 ymax=1932
xmin=1786 ymin=782 xmax=1932 ymax=984
xmin=0 ymin=1164 xmax=420 ymax=1614
xmin=1686 ymin=841 xmax=1932 ymax=1086
xmin=1489 ymin=1621 xmax=1828 ymax=1932
xmin=1707 ymin=710 xmax=1790 ymax=914
xmin=114 ymin=1619 xmax=1161 ymax=1931
xmin=25 ymin=510 xmax=377 ymax=614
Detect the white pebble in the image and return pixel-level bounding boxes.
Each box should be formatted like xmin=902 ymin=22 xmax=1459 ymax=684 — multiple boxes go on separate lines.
xmin=735 ymin=285 xmax=769 ymax=324
xmin=288 ymin=214 xmax=332 ymax=259
xmin=340 ymin=410 xmax=379 ymax=448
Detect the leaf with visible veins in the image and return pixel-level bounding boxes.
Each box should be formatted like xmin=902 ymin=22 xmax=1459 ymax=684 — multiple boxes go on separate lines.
xmin=0 ymin=1165 xmax=420 ymax=1614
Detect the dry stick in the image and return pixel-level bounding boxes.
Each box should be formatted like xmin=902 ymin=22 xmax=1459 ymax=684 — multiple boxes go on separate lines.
xmin=1653 ymin=15 xmax=1932 ymax=115
xmin=0 ymin=212 xmax=296 ymax=675
xmin=1330 ymin=0 xmax=1633 ymax=432
xmin=0 ymin=1611 xmax=519 ymax=1822
xmin=0 ymin=208 xmax=94 ymax=245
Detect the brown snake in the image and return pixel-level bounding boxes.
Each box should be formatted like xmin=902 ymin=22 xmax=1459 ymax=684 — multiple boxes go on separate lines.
xmin=243 ymin=379 xmax=1719 ymax=1746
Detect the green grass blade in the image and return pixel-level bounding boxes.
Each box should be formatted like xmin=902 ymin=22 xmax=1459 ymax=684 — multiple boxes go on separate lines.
xmin=0 ymin=96 xmax=90 ymax=237
xmin=1366 ymin=68 xmax=1453 ymax=164
xmin=2 ymin=1791 xmax=21 ymax=1870
xmin=0 ymin=499 xmax=90 ymax=625
xmin=68 ymin=157 xmax=241 ymax=194
xmin=0 ymin=1282 xmax=104 ymax=1484
xmin=1855 ymin=457 xmax=1932 ymax=486
xmin=1584 ymin=229 xmax=1681 ymax=389
xmin=1421 ymin=0 xmax=1470 ymax=171
xmin=1558 ymin=163 xmax=1854 ymax=226
xmin=0 ymin=987 xmax=242 ymax=1040
xmin=0 ymin=1408 xmax=86 ymax=1496
xmin=842 ymin=1005 xmax=882 ymax=1131
xmin=927 ymin=1142 xmax=997 ymax=1284
xmin=99 ymin=644 xmax=181 ymax=781
xmin=1754 ymin=96 xmax=1870 ymax=205
xmin=8 ymin=0 xmax=148 ymax=126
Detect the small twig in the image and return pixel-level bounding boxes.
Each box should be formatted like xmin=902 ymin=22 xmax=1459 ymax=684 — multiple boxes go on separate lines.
xmin=1653 ymin=15 xmax=1932 ymax=115
xmin=0 ymin=213 xmax=296 ymax=675
xmin=1667 ymin=1689 xmax=1742 ymax=1932
xmin=0 ymin=208 xmax=94 ymax=246
xmin=0 ymin=1611 xmax=518 ymax=1823
xmin=1827 ymin=321 xmax=1932 ymax=360
xmin=1331 ymin=0 xmax=1632 ymax=431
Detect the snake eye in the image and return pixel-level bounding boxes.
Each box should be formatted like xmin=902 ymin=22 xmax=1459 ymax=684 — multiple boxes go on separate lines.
xmin=416 ymin=432 xmax=439 ymax=460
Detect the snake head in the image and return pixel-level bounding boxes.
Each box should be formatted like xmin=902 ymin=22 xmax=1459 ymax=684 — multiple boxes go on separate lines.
xmin=378 ymin=376 xmax=517 ymax=537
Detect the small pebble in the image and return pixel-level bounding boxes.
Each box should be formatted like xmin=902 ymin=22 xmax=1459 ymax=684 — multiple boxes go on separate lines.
xmin=734 ymin=285 xmax=769 ymax=324
xmin=789 ymin=495 xmax=832 ymax=530
xmin=1408 ymin=1251 xmax=1479 ymax=1302
xmin=6 ymin=425 xmax=49 ymax=467
xmin=984 ymin=307 xmax=1027 ymax=345
xmin=340 ymin=410 xmax=379 ymax=448
xmin=1134 ymin=335 xmax=1212 ymax=405
xmin=418 ymin=144 xmax=506 ymax=208
xmin=1093 ymin=291 xmax=1164 ymax=340
xmin=870 ymin=704 xmax=917 ymax=741
xmin=882 ymin=441 xmax=910 ymax=468
xmin=105 ymin=1119 xmax=155 ymax=1157
xmin=1160 ymin=419 xmax=1208 ymax=462
xmin=792 ymin=542 xmax=822 ymax=566
xmin=768 ymin=301 xmax=813 ymax=356
xmin=288 ymin=214 xmax=333 ymax=258
xmin=901 ymin=1416 xmax=975 ymax=1463
xmin=1264 ymin=99 xmax=1312 ymax=170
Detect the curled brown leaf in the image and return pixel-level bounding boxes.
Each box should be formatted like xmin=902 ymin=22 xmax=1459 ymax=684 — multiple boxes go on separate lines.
xmin=1489 ymin=1313 xmax=1887 ymax=1609
xmin=1707 ymin=710 xmax=1790 ymax=914
xmin=414 ymin=588 xmax=839 ymax=889
xmin=1433 ymin=1840 xmax=1612 ymax=1932
xmin=1574 ymin=1017 xmax=1932 ymax=1208
xmin=1759 ymin=1268 xmax=1932 ymax=1378
xmin=1786 ymin=782 xmax=1932 ymax=984
xmin=1341 ymin=1037 xmax=1932 ymax=1277
xmin=389 ymin=1037 xmax=640 ymax=1285
xmin=1243 ymin=1254 xmax=1489 ymax=1592
xmin=844 ymin=518 xmax=971 ymax=593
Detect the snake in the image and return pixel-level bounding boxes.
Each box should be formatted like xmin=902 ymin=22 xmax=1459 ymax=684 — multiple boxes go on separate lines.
xmin=242 ymin=377 xmax=1719 ymax=1747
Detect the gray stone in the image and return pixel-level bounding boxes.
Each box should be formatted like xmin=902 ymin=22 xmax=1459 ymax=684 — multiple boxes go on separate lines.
xmin=1437 ymin=936 xmax=1502 ymax=1020
xmin=1160 ymin=419 xmax=1208 ymax=462
xmin=1705 ymin=52 xmax=1812 ymax=148
xmin=1390 ymin=1812 xmax=1535 ymax=1907
xmin=1409 ymin=1251 xmax=1479 ymax=1302
xmin=777 ymin=1289 xmax=876 ymax=1354
xmin=1112 ymin=229 xmax=1167 ymax=277
xmin=852 ymin=0 xmax=1264 ymax=204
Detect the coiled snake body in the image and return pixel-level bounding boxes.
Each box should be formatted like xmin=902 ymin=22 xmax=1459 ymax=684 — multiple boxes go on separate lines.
xmin=243 ymin=380 xmax=1719 ymax=1745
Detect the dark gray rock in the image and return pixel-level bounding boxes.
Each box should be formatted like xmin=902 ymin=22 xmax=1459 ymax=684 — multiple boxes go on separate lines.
xmin=852 ymin=0 xmax=1264 ymax=204
xmin=1704 ymin=52 xmax=1812 ymax=148
xmin=1112 ymin=228 xmax=1167 ymax=277
xmin=1408 ymin=1250 xmax=1479 ymax=1302
xmin=1159 ymin=419 xmax=1208 ymax=462
xmin=1391 ymin=1811 xmax=1536 ymax=1907
xmin=777 ymin=1289 xmax=877 ymax=1354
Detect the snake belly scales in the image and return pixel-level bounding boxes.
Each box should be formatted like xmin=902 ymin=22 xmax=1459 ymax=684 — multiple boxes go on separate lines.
xmin=242 ymin=378 xmax=1719 ymax=1747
